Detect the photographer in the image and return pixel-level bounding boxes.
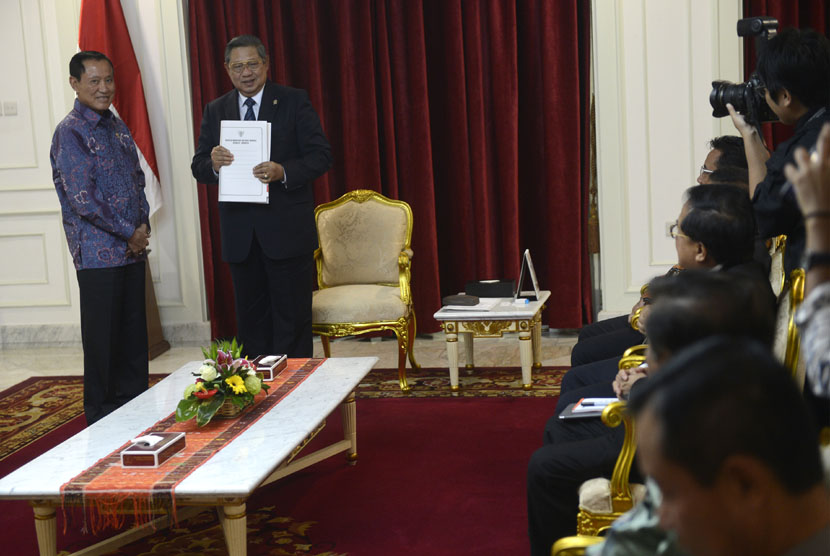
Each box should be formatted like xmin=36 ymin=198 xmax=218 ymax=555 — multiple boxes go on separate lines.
xmin=728 ymin=27 xmax=830 ymax=274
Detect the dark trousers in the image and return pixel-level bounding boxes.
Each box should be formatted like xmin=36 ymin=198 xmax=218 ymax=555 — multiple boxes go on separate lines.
xmin=570 ymin=315 xmax=644 ymax=366
xmin=527 ymin=410 xmax=642 ymax=556
xmin=77 ymin=261 xmax=148 ymax=425
xmin=228 ymin=236 xmax=314 ymax=358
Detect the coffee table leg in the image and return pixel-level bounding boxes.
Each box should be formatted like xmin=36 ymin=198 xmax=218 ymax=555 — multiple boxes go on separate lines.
xmin=33 ymin=505 xmax=56 ymax=556
xmin=519 ymin=329 xmax=533 ymax=389
xmin=446 ymin=329 xmax=460 ymax=391
xmin=342 ymin=391 xmax=358 ymax=463
xmin=463 ymin=332 xmax=475 ymax=369
xmin=532 ymin=317 xmax=543 ymax=368
xmin=219 ymin=503 xmax=247 ymax=556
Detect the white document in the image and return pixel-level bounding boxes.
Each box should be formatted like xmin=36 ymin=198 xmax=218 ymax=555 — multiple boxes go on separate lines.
xmin=571 ymin=397 xmax=619 ymax=413
xmin=218 ymin=120 xmax=272 ymax=203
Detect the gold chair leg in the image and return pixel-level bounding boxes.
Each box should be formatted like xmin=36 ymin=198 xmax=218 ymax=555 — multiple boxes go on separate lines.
xmin=394 ymin=328 xmax=411 ymax=392
xmin=320 ymin=335 xmax=332 ymax=358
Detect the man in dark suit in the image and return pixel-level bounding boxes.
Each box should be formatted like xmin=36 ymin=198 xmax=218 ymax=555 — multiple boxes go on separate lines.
xmin=192 ymin=35 xmax=332 ymax=358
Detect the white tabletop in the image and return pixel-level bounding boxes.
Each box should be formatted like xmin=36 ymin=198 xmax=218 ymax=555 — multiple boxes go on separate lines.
xmin=0 ymin=357 xmax=377 ymax=501
xmin=433 ymin=290 xmax=550 ymax=320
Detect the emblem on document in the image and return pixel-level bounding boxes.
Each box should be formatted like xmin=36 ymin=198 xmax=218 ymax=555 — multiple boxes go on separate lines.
xmin=238 ymin=130 xmax=244 ymax=137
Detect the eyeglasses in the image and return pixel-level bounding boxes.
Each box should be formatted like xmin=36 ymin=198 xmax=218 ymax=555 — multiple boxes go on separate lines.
xmin=228 ymin=60 xmax=263 ymax=74
xmin=669 ymin=222 xmax=690 ymax=240
xmin=699 ymin=166 xmax=714 ymax=178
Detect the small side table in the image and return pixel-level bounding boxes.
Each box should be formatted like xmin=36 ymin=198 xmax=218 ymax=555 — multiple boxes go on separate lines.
xmin=433 ymin=291 xmax=550 ymax=390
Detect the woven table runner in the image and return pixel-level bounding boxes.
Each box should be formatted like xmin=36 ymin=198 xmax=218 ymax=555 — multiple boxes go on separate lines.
xmin=60 ymin=358 xmax=324 ymax=533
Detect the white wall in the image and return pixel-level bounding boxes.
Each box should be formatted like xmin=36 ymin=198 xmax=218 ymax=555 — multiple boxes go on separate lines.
xmin=0 ymin=0 xmax=208 ymax=347
xmin=591 ymin=0 xmax=745 ymax=318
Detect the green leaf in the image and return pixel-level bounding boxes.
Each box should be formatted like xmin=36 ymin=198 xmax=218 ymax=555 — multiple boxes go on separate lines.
xmin=175 ymin=398 xmax=200 ymax=422
xmin=196 ymin=390 xmax=226 ymax=426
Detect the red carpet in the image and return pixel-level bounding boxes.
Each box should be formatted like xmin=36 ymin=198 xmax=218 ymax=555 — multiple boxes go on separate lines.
xmin=0 ymin=373 xmax=563 ymax=554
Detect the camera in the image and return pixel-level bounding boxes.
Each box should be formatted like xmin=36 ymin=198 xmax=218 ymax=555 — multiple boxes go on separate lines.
xmin=709 ymin=16 xmax=779 ymax=127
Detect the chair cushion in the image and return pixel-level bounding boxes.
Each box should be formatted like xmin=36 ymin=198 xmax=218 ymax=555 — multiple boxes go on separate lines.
xmin=578 ymin=478 xmax=647 ymax=514
xmin=317 ymin=200 xmax=408 ymax=286
xmin=313 ymin=285 xmax=407 ymax=323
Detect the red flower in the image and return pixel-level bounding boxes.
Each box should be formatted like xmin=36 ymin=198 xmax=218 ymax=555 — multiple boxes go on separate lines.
xmin=193 ymin=388 xmax=218 ymax=400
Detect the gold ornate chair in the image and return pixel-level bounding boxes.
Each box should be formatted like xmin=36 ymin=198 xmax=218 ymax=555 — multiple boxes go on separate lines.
xmin=311 ymin=189 xmax=419 ymax=391
xmin=574 ymin=345 xmax=647 ymax=536
xmin=773 ymin=268 xmax=806 ymax=390
xmin=551 ymin=535 xmax=603 ymax=556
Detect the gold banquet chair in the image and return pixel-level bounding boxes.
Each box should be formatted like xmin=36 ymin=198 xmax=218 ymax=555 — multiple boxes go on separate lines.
xmin=773 ymin=268 xmax=806 ymax=390
xmin=312 ymin=189 xmax=419 ymax=391
xmin=575 ymin=345 xmax=647 ymax=537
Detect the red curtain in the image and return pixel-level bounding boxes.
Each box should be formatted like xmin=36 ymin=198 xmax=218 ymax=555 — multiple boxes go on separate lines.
xmin=188 ymin=0 xmax=593 ymax=339
xmin=743 ymin=0 xmax=830 ymax=148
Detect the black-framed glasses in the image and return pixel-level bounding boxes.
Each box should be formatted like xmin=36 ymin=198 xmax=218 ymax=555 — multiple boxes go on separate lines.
xmin=228 ymin=60 xmax=263 ymax=74
xmin=669 ymin=222 xmax=689 ymax=240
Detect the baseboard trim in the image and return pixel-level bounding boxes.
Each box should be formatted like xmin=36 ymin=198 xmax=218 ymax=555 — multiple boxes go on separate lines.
xmin=0 ymin=321 xmax=211 ymax=349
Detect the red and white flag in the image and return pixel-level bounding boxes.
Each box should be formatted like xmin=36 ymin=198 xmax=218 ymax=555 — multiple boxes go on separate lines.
xmin=79 ymin=0 xmax=162 ymax=216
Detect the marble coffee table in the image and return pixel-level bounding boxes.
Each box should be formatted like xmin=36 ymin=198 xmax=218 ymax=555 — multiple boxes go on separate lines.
xmin=0 ymin=356 xmax=377 ymax=556
xmin=433 ymin=291 xmax=550 ymax=390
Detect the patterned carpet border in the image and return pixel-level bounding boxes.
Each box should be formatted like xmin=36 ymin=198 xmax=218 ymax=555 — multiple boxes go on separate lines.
xmin=354 ymin=366 xmax=566 ymax=398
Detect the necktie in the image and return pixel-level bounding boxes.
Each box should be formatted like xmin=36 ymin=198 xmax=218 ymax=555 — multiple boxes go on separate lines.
xmin=243 ymin=97 xmax=256 ymax=120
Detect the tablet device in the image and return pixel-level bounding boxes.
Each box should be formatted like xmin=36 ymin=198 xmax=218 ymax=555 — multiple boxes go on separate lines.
xmin=513 ymin=249 xmax=542 ymax=302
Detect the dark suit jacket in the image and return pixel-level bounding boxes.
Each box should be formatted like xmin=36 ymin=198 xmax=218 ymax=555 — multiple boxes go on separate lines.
xmin=191 ymin=81 xmax=332 ymax=263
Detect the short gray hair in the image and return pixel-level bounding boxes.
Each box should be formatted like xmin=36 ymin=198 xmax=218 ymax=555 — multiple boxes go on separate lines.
xmin=224 ymin=35 xmax=268 ymax=63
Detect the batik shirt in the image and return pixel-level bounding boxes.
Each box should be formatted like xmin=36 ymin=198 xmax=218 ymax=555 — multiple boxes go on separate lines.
xmin=50 ymin=99 xmax=149 ymax=270
xmin=795 ymin=281 xmax=830 ymax=398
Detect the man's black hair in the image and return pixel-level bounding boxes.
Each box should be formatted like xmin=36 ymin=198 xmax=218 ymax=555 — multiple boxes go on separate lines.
xmin=644 ymin=270 xmax=775 ymax=362
xmin=69 ymin=51 xmax=112 ymax=80
xmin=629 ymin=336 xmax=823 ymax=494
xmin=680 ymin=184 xmax=756 ymax=267
xmin=756 ymin=28 xmax=830 ymax=110
xmin=709 ymin=167 xmax=749 ymax=188
xmin=708 ymin=135 xmax=747 ymax=171
xmin=224 ymin=35 xmax=268 ymax=63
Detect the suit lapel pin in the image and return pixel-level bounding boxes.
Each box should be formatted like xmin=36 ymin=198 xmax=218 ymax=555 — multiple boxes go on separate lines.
xmin=273 ymin=99 xmax=279 ymax=105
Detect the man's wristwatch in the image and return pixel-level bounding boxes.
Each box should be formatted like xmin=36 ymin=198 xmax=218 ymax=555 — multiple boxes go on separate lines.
xmin=801 ymin=251 xmax=830 ymax=271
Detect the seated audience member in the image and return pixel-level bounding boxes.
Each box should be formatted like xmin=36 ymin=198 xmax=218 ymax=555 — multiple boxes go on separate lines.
xmin=729 ymin=27 xmax=830 ymax=275
xmin=697 ymin=135 xmax=748 ymax=186
xmin=628 ymin=337 xmax=830 ymax=556
xmin=787 ymin=121 xmax=830 ymax=398
xmin=570 ymin=137 xmax=750 ymax=369
xmin=526 ymin=269 xmax=776 ymax=556
xmin=556 ymin=183 xmax=772 ymax=410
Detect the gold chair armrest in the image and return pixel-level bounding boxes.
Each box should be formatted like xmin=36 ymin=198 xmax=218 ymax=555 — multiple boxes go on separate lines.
xmin=398 ymin=249 xmax=413 ymax=306
xmin=619 ymin=344 xmax=647 ymax=370
xmin=602 ymin=401 xmax=637 ymax=513
xmin=313 ymin=247 xmax=325 ymax=289
xmin=785 ymin=268 xmax=805 ymax=383
xmin=551 ymin=535 xmax=603 ymax=556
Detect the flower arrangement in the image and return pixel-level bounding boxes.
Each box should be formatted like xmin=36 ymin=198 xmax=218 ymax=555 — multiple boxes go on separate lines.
xmin=175 ymin=338 xmax=270 ymax=427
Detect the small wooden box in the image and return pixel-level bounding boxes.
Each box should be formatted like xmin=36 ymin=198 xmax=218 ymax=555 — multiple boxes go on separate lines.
xmin=120 ymin=432 xmax=186 ymax=468
xmin=252 ymin=354 xmax=287 ymax=381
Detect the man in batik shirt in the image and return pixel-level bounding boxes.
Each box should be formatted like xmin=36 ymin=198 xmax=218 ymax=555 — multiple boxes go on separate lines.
xmin=50 ymin=51 xmax=151 ymax=425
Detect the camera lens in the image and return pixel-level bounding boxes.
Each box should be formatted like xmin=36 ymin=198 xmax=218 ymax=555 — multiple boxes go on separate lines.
xmin=710 ymin=80 xmax=748 ymax=117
